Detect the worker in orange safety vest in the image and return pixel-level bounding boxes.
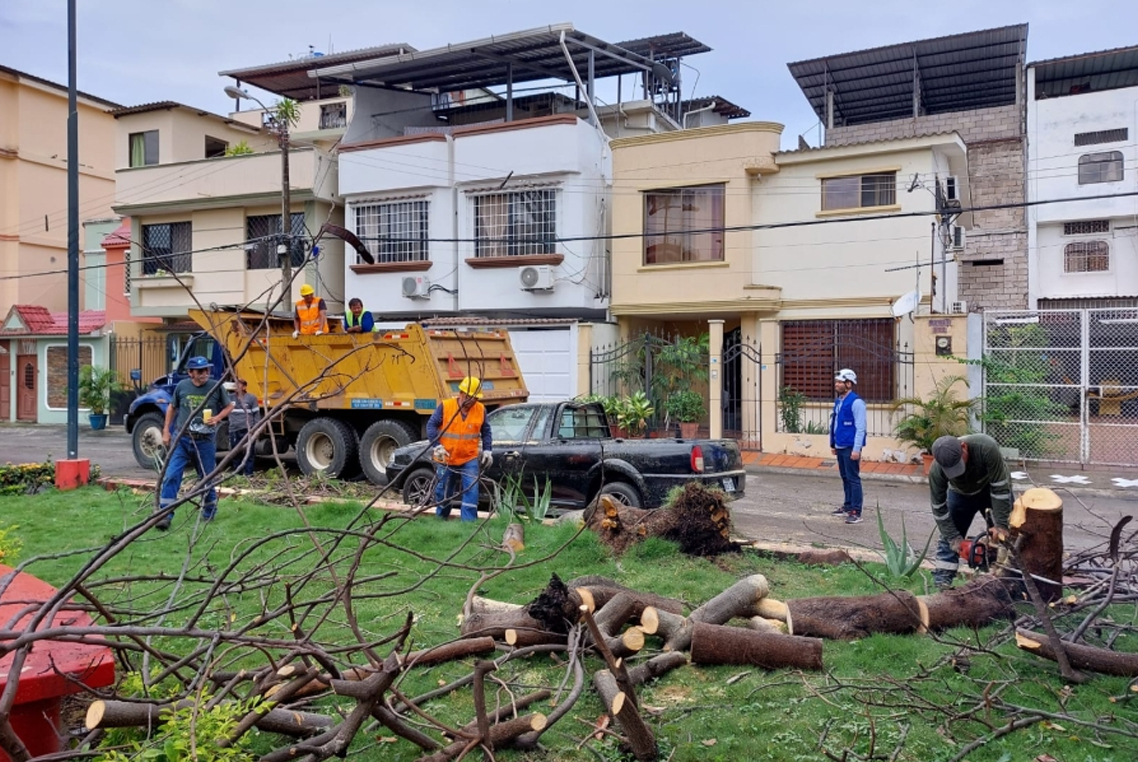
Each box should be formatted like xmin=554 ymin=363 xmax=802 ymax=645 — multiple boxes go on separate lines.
xmin=292 ymin=284 xmax=327 ymax=338
xmin=426 ymin=376 xmax=493 ymax=521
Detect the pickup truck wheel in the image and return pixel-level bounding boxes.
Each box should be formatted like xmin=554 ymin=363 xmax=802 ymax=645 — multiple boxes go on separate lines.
xmin=598 ymin=481 xmax=641 ymax=509
xmin=359 ymin=420 xmax=417 ymax=485
xmin=131 ymin=412 xmax=167 ymax=471
xmin=296 ymin=418 xmax=358 ymax=478
xmin=402 ymin=467 xmax=437 ymax=508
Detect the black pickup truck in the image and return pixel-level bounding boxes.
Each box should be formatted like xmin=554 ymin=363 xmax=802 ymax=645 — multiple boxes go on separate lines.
xmin=385 ymin=400 xmax=746 ymax=511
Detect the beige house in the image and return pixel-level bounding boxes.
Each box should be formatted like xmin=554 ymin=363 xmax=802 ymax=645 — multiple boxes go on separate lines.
xmin=111 ymin=101 xmax=344 ymax=319
xmin=0 ymin=65 xmax=119 ymax=313
xmin=610 ymin=122 xmax=972 ymax=458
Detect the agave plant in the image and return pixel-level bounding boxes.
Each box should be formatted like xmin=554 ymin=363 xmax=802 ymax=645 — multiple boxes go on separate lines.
xmin=875 ymin=506 xmax=935 ymax=578
xmin=891 ymin=375 xmax=978 ymax=454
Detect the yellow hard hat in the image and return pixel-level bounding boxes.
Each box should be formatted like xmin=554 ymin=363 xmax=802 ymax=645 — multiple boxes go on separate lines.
xmin=458 ymin=376 xmax=483 ymax=398
xmin=299 ymin=284 xmax=315 ymax=296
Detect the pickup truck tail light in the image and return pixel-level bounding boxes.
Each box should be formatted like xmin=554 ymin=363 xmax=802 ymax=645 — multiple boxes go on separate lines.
xmin=691 ymin=445 xmax=705 ymax=473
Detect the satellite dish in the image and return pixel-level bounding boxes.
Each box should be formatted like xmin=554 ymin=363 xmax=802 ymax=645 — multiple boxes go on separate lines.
xmin=891 ymin=289 xmax=921 ymax=317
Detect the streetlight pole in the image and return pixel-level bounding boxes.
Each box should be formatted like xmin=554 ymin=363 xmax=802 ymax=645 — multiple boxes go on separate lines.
xmin=224 ymin=86 xmax=292 ymax=290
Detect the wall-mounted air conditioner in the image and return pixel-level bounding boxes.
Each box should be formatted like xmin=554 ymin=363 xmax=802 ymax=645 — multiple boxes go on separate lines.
xmin=950 ymin=300 xmax=968 ymax=315
xmin=401 ymin=276 xmax=431 ymax=299
xmin=951 ymin=225 xmax=966 ymax=250
xmin=519 ymin=265 xmax=555 ymax=291
xmin=944 ymin=175 xmax=960 ymax=203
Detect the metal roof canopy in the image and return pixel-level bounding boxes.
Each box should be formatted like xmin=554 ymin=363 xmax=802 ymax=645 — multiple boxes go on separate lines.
xmin=310 ymin=24 xmax=707 ymax=94
xmin=219 ymin=43 xmax=416 ymax=101
xmin=1031 ymin=45 xmax=1138 ymax=99
xmin=788 ymin=24 xmax=1028 ymax=128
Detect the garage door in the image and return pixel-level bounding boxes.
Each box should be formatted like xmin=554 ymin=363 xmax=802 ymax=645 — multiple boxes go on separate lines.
xmin=508 ymin=327 xmax=576 ymax=403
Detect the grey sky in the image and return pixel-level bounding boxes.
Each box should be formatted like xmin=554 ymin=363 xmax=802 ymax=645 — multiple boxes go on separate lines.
xmin=3 ymin=0 xmax=1137 ymax=150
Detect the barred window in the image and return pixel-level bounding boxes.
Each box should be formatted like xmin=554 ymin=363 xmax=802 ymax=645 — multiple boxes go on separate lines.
xmin=474 ymin=190 xmax=556 ymax=257
xmin=1063 ymin=219 xmax=1110 ymax=235
xmin=319 ymin=102 xmax=347 ymax=130
xmin=644 ymin=184 xmax=725 ymax=265
xmin=354 ymin=200 xmax=429 ymax=264
xmin=141 ymin=222 xmax=192 ymax=275
xmin=246 ymin=213 xmax=306 ymax=270
xmin=1064 ymin=240 xmax=1110 ymax=273
xmin=1074 ymin=128 xmax=1128 ymax=147
xmin=821 ymin=172 xmax=897 ymax=211
xmin=123 ymin=246 xmax=131 ymax=296
xmin=1078 ymin=151 xmax=1124 ymax=184
xmin=780 ymin=319 xmax=897 ymax=402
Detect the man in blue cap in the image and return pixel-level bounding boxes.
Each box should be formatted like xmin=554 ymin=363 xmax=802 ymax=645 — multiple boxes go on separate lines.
xmin=155 ymin=356 xmax=234 ymax=530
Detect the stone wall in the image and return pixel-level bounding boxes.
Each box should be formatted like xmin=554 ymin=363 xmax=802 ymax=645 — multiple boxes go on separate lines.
xmin=828 ymin=104 xmax=1028 ymax=310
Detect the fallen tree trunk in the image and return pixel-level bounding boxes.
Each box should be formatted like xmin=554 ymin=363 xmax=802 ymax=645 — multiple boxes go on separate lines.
xmin=594 ymin=669 xmax=658 ymax=762
xmin=1015 ymin=629 xmax=1138 ymax=677
xmin=786 ymin=591 xmax=923 ymax=639
xmin=919 ymin=576 xmax=1015 ymax=632
xmin=689 ymin=622 xmax=823 ymax=670
xmin=86 ymin=699 xmax=332 ymax=737
xmin=1008 ymin=487 xmax=1065 ymax=603
xmin=416 ymin=713 xmax=547 ymax=762
xmin=567 ymin=576 xmax=685 ymax=615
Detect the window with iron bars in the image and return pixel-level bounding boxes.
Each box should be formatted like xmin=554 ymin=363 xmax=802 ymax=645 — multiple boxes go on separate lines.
xmin=1063 ymin=219 xmax=1110 ymax=236
xmin=246 ymin=213 xmax=307 ymax=270
xmin=1064 ymin=240 xmax=1110 ymax=273
xmin=141 ymin=222 xmax=192 ymax=275
xmin=319 ymin=102 xmax=347 ymax=130
xmin=354 ymin=200 xmax=429 ymax=263
xmin=473 ymin=189 xmax=556 ymax=257
xmin=1074 ymin=128 xmax=1128 ymax=147
xmin=123 ymin=246 xmax=132 ymax=296
xmin=779 ymin=319 xmax=898 ymax=402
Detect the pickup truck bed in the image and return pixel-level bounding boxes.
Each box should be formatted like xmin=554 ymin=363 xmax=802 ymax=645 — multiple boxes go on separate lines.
xmin=386 ymin=401 xmax=746 ymax=511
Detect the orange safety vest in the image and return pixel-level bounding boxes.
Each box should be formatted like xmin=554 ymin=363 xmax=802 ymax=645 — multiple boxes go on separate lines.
xmin=295 ymin=298 xmax=325 ymax=335
xmin=438 ymin=397 xmax=485 ymax=466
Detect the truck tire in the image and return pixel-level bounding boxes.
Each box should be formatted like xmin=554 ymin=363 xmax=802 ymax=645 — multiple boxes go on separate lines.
xmin=215 ymin=419 xmax=230 ymax=453
xmin=131 ymin=412 xmax=167 ymax=471
xmin=401 ymin=466 xmax=437 ymax=508
xmin=296 ymin=418 xmax=358 ymax=478
xmin=598 ymin=481 xmax=642 ymax=509
xmin=359 ymin=419 xmax=418 ymax=486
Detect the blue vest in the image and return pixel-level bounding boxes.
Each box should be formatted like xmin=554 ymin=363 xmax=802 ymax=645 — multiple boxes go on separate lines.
xmin=831 ymin=391 xmax=861 ymax=449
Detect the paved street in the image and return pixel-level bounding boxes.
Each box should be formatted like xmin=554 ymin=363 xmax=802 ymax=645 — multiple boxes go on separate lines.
xmin=2 ymin=423 xmax=1133 ymax=555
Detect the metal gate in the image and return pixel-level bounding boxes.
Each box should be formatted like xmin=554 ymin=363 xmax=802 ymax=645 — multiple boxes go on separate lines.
xmin=983 ymin=309 xmax=1138 ymax=466
xmin=722 ymin=328 xmax=761 ymax=449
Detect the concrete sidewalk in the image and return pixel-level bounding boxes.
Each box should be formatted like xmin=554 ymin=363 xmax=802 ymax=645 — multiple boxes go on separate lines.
xmin=741 ymin=450 xmax=1138 ymax=498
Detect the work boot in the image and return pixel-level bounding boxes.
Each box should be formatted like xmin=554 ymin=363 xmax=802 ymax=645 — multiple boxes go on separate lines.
xmin=154 ymin=510 xmax=173 ymax=531
xmin=933 ymin=573 xmax=955 ymax=592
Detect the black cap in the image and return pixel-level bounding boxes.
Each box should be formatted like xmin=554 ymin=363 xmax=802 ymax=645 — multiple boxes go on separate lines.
xmin=931 ymin=436 xmax=965 ymax=479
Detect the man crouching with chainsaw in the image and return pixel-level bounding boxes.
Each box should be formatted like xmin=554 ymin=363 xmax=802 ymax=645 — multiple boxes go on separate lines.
xmin=928 ymin=434 xmax=1012 ymax=590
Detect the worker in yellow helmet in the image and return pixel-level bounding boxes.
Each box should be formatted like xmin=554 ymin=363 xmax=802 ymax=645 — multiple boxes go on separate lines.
xmin=426 ymin=376 xmax=493 ymax=521
xmin=292 ymin=284 xmax=327 ymax=338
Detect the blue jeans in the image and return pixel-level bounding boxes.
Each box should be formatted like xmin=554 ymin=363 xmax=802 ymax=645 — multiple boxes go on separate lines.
xmin=932 ymin=488 xmax=993 ymax=583
xmin=835 ymin=448 xmax=862 ymax=515
xmin=434 ymin=459 xmax=480 ymax=522
xmin=159 ymin=435 xmax=219 ymax=520
xmin=229 ymin=429 xmax=255 ymax=476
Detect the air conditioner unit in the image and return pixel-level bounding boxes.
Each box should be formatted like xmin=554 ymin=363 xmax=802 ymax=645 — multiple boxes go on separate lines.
xmin=518 ymin=265 xmax=555 ymax=291
xmin=401 ymin=276 xmax=431 ymax=299
xmin=950 ymin=300 xmax=968 ymax=315
xmin=944 ymin=175 xmax=960 ymax=203
xmin=951 ymin=225 xmax=966 ymax=250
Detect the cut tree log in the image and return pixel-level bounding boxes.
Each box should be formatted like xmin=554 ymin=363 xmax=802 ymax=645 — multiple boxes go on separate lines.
xmin=1008 ymin=487 xmax=1064 ymax=603
xmin=626 ymin=651 xmax=689 ymax=686
xmin=748 ymin=616 xmax=788 ymax=635
xmin=690 ymin=574 xmax=769 ymax=625
xmin=567 ymin=576 xmax=685 ymax=615
xmin=919 ymin=576 xmax=1016 ymax=632
xmin=469 ymin=596 xmax=523 ymax=615
xmin=502 ymin=522 xmax=525 ymax=552
xmin=585 ymin=483 xmax=738 ymax=557
xmin=416 ymin=713 xmax=547 ymax=762
xmin=689 ymin=622 xmax=823 ymax=670
xmin=786 ymin=591 xmax=924 ymax=639
xmin=594 ymin=669 xmax=658 ymax=762
xmin=86 ymin=699 xmax=332 ymax=737
xmin=1016 ymin=629 xmax=1138 ymax=677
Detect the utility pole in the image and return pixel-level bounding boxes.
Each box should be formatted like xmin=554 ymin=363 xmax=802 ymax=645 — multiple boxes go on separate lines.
xmin=66 ymin=0 xmax=79 ymax=459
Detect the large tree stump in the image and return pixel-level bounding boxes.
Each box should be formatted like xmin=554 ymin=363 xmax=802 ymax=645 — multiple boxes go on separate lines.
xmin=689 ymin=622 xmax=823 ymax=670
xmin=585 ymin=483 xmax=738 ymax=557
xmin=1008 ymin=487 xmax=1064 ymax=603
xmin=1016 ymin=629 xmax=1138 ymax=677
xmin=919 ymin=576 xmax=1015 ymax=632
xmin=786 ymin=591 xmax=923 ymax=639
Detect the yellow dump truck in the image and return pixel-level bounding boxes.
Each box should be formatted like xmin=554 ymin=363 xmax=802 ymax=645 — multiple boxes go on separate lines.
xmin=125 ymin=309 xmax=528 ymax=484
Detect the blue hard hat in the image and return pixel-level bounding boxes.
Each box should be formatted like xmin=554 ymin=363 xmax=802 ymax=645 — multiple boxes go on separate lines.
xmin=186 ymin=356 xmax=210 ymax=370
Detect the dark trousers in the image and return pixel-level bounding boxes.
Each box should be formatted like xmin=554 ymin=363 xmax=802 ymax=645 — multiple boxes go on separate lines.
xmin=933 ymin=488 xmax=993 ymax=582
xmin=159 ymin=435 xmax=218 ymax=520
xmin=228 ymin=428 xmax=255 ymax=476
xmin=835 ymin=447 xmax=862 ymax=515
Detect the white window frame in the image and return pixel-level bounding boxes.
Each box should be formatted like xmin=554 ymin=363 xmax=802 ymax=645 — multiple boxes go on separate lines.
xmin=353 ymin=199 xmax=430 ymax=264
xmin=472 ymin=189 xmax=557 ymax=258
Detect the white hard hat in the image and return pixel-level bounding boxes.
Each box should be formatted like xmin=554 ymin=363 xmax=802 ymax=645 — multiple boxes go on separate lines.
xmin=834 ymin=368 xmax=858 ymax=384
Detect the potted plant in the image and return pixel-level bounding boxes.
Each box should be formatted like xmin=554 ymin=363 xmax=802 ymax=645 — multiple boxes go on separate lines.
xmin=616 ymin=391 xmax=654 ymax=438
xmin=666 ymin=389 xmax=705 ymax=439
xmin=891 ymin=375 xmax=978 ymax=473
xmin=77 ymin=366 xmax=123 ymax=431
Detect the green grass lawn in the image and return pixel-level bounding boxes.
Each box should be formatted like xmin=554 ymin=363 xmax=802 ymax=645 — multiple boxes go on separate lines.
xmin=2 ymin=486 xmax=1135 ymax=762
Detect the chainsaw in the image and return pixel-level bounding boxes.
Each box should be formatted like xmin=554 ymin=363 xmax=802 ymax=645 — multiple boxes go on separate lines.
xmin=958 ymin=534 xmax=998 ymax=571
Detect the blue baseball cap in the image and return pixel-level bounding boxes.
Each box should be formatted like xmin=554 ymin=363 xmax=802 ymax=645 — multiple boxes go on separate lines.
xmin=185 ymin=356 xmax=210 ymax=371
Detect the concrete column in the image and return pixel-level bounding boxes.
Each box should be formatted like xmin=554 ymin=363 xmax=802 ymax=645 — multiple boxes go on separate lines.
xmin=759 ymin=318 xmax=781 ymax=450
xmin=708 ymin=319 xmax=724 ymax=439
